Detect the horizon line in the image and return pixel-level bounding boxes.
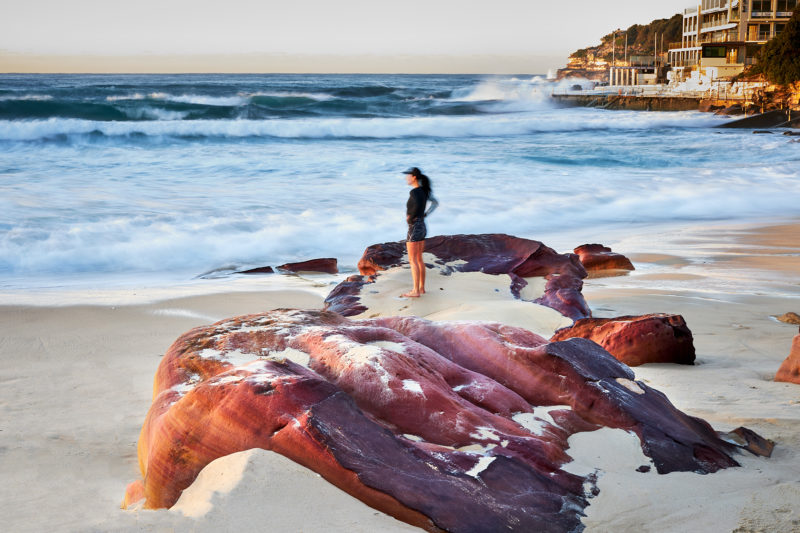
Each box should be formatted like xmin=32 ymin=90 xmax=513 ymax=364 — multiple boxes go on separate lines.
xmin=0 ymin=51 xmax=568 ymax=75
xmin=0 ymin=71 xmax=551 ymax=75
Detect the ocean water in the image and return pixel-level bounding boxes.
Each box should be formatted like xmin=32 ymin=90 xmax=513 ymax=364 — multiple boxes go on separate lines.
xmin=1 ymin=73 xmax=799 ymax=294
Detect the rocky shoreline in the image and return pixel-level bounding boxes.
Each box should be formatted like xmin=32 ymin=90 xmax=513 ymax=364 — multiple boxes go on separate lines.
xmin=551 ymin=82 xmax=800 ymax=121
xmin=3 ymin=220 xmax=799 ymax=533
xmin=123 ymin=233 xmax=785 ymax=532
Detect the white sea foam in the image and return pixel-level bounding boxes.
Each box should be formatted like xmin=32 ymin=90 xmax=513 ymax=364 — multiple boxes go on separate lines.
xmin=0 ymin=111 xmax=724 ymax=142
xmin=449 ymin=77 xmax=597 ymax=113
xmin=451 ymin=77 xmax=554 ymax=104
xmin=1 ymin=145 xmax=799 ymax=281
xmin=106 ymin=93 xmax=246 ymax=106
xmin=169 ymin=94 xmax=248 ymax=106
xmin=106 ymin=93 xmax=148 ymax=101
xmin=251 ymin=91 xmax=336 ymax=101
xmin=0 ymin=94 xmax=54 ymax=101
xmin=122 ymin=106 xmax=190 ymax=121
xmin=2 ymin=74 xmax=800 ymax=292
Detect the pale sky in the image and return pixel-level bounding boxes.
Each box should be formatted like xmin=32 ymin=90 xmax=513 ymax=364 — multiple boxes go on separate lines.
xmin=0 ymin=0 xmax=692 ymax=73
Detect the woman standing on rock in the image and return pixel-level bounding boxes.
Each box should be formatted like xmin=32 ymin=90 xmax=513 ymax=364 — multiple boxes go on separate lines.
xmin=402 ymin=167 xmax=438 ymax=298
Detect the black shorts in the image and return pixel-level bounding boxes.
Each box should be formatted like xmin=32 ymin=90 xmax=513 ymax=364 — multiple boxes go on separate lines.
xmin=407 ymin=218 xmax=426 ymax=242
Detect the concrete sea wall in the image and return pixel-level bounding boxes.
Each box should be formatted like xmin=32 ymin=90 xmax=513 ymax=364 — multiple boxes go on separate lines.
xmin=552 ymin=94 xmax=702 ymax=111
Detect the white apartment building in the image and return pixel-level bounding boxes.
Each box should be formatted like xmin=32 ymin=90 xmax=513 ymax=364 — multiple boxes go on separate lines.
xmin=668 ymin=0 xmax=798 ymax=82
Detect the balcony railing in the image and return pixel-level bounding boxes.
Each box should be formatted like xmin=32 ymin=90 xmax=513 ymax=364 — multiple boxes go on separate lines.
xmin=749 ymin=31 xmax=774 ymax=41
xmin=701 ymin=0 xmax=730 ymax=10
xmin=699 ymin=30 xmax=741 ymax=43
xmin=670 ymin=58 xmax=699 ymax=67
xmin=701 ymin=19 xmax=737 ymax=30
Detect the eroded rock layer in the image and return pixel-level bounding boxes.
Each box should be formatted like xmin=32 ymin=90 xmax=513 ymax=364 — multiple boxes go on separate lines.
xmin=550 ymin=314 xmax=696 ymax=366
xmin=573 ymin=244 xmax=635 ymax=273
xmin=775 ymin=332 xmax=800 ymax=385
xmin=277 ymin=257 xmax=338 ymax=274
xmin=327 ymin=234 xmax=591 ymax=320
xmin=128 ymin=309 xmax=745 ymax=532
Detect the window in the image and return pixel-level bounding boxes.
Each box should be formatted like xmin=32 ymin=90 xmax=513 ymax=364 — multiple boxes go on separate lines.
xmin=703 ymin=45 xmax=727 ymax=58
xmin=751 ymin=0 xmax=771 ymax=12
xmin=777 ymin=0 xmax=798 ymax=12
xmin=745 ymin=44 xmax=762 ymax=62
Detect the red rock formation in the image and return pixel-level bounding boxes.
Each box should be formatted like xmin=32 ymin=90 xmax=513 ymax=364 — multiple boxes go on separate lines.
xmin=550 ymin=314 xmax=696 ymax=366
xmin=775 ymin=332 xmax=800 ymax=384
xmin=277 ymin=258 xmax=338 ymax=274
xmin=127 ymin=309 xmax=751 ymax=531
xmin=573 ymin=244 xmax=634 ymax=273
xmin=333 ymin=234 xmax=591 ymax=320
xmin=718 ymin=427 xmax=775 ymax=457
xmin=237 ymin=266 xmax=275 ymax=274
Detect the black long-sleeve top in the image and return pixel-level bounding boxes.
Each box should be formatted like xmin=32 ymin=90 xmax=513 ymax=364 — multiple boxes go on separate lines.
xmin=406 ymin=187 xmax=429 ymax=222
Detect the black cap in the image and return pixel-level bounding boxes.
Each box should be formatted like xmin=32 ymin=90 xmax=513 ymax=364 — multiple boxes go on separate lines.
xmin=402 ymin=167 xmax=421 ymax=176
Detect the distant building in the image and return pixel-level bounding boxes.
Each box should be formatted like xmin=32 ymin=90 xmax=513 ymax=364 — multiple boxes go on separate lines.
xmin=609 ymin=56 xmax=661 ymax=86
xmin=667 ymin=0 xmax=799 ymax=82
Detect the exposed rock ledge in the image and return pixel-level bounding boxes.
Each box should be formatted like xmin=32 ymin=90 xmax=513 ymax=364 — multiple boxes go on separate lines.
xmin=775 ymin=331 xmax=800 ymax=385
xmin=125 ymin=309 xmax=755 ymax=532
xmin=325 ymin=234 xmax=591 ymax=322
xmin=551 ymin=314 xmax=696 ymax=367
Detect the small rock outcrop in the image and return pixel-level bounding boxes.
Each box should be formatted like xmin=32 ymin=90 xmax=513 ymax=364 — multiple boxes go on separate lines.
xmin=775 ymin=312 xmax=800 ymax=325
xmin=550 ymin=314 xmax=696 ymax=366
xmin=775 ymin=331 xmax=800 ymax=385
xmin=126 ymin=309 xmax=753 ymax=532
xmin=573 ymin=244 xmax=634 ymax=273
xmin=328 ymin=234 xmax=591 ymax=320
xmin=238 ymin=266 xmax=275 ymax=274
xmin=277 ymin=258 xmax=338 ymax=274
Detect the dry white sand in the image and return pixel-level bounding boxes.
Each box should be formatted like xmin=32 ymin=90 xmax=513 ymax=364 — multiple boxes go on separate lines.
xmin=0 ymin=281 xmax=412 ymax=532
xmin=1 ymin=220 xmax=799 ymax=532
xmin=571 ymin=220 xmax=800 ymax=532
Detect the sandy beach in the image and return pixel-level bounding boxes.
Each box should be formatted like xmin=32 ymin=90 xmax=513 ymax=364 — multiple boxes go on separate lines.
xmin=1 ymin=219 xmax=799 ymax=532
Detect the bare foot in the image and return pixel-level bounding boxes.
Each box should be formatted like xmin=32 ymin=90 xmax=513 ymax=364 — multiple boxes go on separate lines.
xmin=401 ymin=291 xmax=421 ymax=298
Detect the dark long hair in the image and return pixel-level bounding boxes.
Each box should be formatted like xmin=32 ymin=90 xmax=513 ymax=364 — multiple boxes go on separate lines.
xmin=409 ymin=167 xmax=432 ymax=195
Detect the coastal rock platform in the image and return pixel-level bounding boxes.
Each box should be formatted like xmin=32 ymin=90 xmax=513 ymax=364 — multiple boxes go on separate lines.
xmin=125 ymin=308 xmax=751 ymax=532
xmin=325 ymin=234 xmax=591 ymax=325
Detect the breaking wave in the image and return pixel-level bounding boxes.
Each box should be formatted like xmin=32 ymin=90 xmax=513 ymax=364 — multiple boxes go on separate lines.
xmin=0 ymin=111 xmax=725 ymax=142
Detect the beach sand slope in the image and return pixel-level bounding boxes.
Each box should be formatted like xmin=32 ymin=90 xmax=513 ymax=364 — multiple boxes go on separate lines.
xmin=1 ymin=221 xmax=799 ymax=532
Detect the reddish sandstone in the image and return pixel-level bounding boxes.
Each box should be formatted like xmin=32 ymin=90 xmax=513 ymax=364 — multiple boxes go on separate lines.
xmin=238 ymin=266 xmax=275 ymax=274
xmin=550 ymin=314 xmax=696 ymax=366
xmin=277 ymin=258 xmax=338 ymax=274
xmin=775 ymin=333 xmax=800 ymax=384
xmin=335 ymin=234 xmax=591 ymax=320
xmin=573 ymin=243 xmax=634 ymax=273
xmin=127 ymin=309 xmax=751 ymax=532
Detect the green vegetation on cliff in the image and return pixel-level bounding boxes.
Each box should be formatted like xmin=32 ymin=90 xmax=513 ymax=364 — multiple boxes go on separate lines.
xmin=570 ymin=14 xmax=682 ymax=63
xmin=752 ymin=5 xmax=800 ymax=85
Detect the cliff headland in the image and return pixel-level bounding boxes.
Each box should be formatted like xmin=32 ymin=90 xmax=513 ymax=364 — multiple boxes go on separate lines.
xmin=555 ymin=6 xmax=800 ymax=116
